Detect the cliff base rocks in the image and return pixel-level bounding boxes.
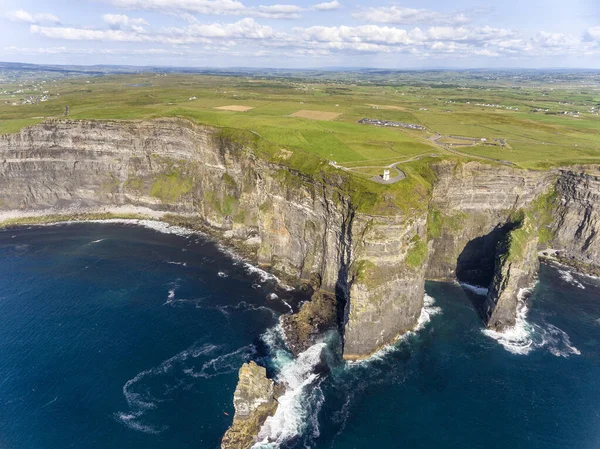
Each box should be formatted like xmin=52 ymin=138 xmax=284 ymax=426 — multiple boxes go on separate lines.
xmin=281 ymin=290 xmax=338 ymax=356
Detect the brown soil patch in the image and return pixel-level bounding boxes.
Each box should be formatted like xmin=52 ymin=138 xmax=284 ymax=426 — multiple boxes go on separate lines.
xmin=366 ymin=104 xmax=407 ymax=111
xmin=290 ymin=110 xmax=342 ymax=121
xmin=214 ymin=105 xmax=254 ymax=112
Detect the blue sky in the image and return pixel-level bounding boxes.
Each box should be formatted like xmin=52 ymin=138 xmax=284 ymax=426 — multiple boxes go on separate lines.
xmin=1 ymin=0 xmax=599 ymax=68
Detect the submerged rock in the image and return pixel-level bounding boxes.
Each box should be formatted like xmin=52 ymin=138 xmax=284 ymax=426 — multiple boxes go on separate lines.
xmin=221 ymin=362 xmax=281 ymax=449
xmin=281 ymin=290 xmax=338 ymax=356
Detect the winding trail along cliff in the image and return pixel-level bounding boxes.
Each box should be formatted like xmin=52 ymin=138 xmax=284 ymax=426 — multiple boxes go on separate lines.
xmin=1 ymin=119 xmax=599 ymax=358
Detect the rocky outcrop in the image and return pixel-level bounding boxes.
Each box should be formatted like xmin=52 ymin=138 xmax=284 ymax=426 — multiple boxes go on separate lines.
xmin=221 ymin=362 xmax=281 ymax=449
xmin=484 ymin=215 xmax=540 ymax=330
xmin=281 ymin=290 xmax=338 ymax=356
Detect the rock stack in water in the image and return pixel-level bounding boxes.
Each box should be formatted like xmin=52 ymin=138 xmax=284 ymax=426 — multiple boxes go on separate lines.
xmin=221 ymin=362 xmax=281 ymax=449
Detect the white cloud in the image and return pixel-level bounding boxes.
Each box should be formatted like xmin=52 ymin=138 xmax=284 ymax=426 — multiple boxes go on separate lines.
xmin=534 ymin=31 xmax=580 ymax=48
xmin=585 ymin=26 xmax=600 ymax=41
xmin=314 ymin=1 xmax=341 ymax=11
xmin=357 ymin=6 xmax=470 ymax=26
xmin=30 ymin=18 xmax=276 ymax=45
xmin=31 ymin=25 xmax=146 ymax=42
xmin=103 ymin=14 xmax=148 ymax=32
xmin=102 ymin=0 xmax=304 ymax=19
xmin=6 ymin=9 xmax=60 ymax=24
xmin=4 ymin=45 xmax=68 ymax=54
xmin=175 ymin=18 xmax=276 ymax=39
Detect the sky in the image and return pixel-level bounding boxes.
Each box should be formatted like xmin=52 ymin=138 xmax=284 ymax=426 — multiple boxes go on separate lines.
xmin=1 ymin=0 xmax=599 ymax=69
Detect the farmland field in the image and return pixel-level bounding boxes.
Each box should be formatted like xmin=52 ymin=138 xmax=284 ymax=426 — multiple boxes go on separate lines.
xmin=0 ymin=70 xmax=599 ymax=171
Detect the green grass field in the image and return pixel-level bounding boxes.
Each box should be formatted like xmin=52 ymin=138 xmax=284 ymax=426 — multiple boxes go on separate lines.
xmin=1 ymin=72 xmax=599 ymax=171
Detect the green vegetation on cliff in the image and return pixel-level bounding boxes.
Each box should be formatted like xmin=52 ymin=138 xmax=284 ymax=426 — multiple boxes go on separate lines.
xmin=150 ymin=171 xmax=193 ymax=202
xmin=406 ymin=236 xmax=428 ymax=268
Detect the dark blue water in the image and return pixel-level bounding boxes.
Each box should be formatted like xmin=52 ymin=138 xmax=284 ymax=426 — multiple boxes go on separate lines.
xmin=1 ymin=223 xmax=599 ymax=449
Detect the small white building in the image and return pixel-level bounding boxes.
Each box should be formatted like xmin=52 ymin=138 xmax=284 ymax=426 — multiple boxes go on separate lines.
xmin=383 ymin=169 xmax=390 ymax=181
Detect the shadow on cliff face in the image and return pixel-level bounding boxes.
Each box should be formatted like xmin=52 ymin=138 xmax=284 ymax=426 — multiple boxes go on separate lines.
xmin=456 ymin=222 xmax=519 ymax=319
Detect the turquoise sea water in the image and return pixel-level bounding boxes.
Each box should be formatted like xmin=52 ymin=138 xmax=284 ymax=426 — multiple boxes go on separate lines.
xmin=0 ymin=223 xmax=599 ymax=449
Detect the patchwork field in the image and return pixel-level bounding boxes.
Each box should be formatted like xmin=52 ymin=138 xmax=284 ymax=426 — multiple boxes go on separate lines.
xmin=0 ymin=71 xmax=598 ymax=172
xmin=214 ymin=105 xmax=254 ymax=112
xmin=290 ymin=110 xmax=342 ymax=121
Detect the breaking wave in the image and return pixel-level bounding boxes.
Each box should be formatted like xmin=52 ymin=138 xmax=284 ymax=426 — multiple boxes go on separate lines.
xmin=253 ymin=324 xmax=328 ymax=448
xmin=559 ymin=269 xmax=586 ymax=289
xmin=482 ymin=285 xmax=581 ymax=357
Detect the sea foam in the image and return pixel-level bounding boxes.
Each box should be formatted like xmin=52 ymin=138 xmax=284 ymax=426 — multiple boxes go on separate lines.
xmin=482 ymin=284 xmax=581 ymax=357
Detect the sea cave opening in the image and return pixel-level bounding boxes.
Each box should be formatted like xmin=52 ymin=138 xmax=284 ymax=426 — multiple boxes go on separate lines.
xmin=455 ymin=221 xmax=519 ymax=317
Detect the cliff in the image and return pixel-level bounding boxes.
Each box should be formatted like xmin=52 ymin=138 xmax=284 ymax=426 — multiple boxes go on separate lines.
xmin=0 ymin=119 xmax=423 ymax=360
xmin=1 ymin=119 xmax=599 ymax=356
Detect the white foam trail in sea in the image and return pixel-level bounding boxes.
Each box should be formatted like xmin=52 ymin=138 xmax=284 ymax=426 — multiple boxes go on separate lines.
xmin=482 ymin=289 xmax=535 ymax=355
xmin=460 ymin=282 xmax=489 ymax=296
xmin=558 ymin=269 xmax=586 ymax=289
xmin=482 ymin=284 xmax=581 ymax=357
xmin=116 ymin=342 xmax=255 ymax=433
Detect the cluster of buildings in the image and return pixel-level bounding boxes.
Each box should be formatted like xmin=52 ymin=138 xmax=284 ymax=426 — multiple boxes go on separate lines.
xmin=473 ymin=102 xmax=519 ymax=111
xmin=358 ymin=118 xmax=425 ymax=130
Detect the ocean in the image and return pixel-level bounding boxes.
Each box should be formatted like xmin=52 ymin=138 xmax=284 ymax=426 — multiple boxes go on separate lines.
xmin=0 ymin=222 xmax=598 ymax=449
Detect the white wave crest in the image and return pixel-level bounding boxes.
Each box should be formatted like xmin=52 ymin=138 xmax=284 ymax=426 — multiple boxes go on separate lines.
xmin=253 ymin=341 xmax=327 ymax=448
xmin=482 ymin=285 xmax=581 ymax=357
xmin=559 ymin=269 xmax=585 ymax=289
xmin=90 ymin=238 xmax=105 ymax=244
xmin=460 ymin=282 xmax=489 ymax=296
xmin=416 ymin=293 xmax=443 ymax=331
xmin=245 ymin=263 xmax=278 ymax=283
xmin=482 ymin=291 xmax=535 ymax=355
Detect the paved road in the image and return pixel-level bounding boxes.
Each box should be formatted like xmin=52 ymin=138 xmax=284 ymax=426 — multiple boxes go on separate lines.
xmin=428 ymin=134 xmax=515 ymax=166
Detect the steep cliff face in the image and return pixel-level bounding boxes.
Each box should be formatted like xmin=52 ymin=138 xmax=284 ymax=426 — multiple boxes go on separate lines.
xmin=552 ymin=167 xmax=600 ymax=272
xmin=0 ymin=119 xmax=422 ymax=359
xmin=427 ymin=161 xmax=554 ymax=284
xmin=343 ymin=212 xmax=427 ymax=359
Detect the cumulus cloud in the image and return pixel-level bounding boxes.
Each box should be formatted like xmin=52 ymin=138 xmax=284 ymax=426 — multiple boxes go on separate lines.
xmin=30 ymin=18 xmax=276 ymax=45
xmin=314 ymin=1 xmax=341 ymax=11
xmin=6 ymin=9 xmax=60 ymax=24
xmin=357 ymin=6 xmax=470 ymax=26
xmin=101 ymin=0 xmax=304 ymax=19
xmin=533 ymin=31 xmax=580 ymax=48
xmin=103 ymin=14 xmax=148 ymax=32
